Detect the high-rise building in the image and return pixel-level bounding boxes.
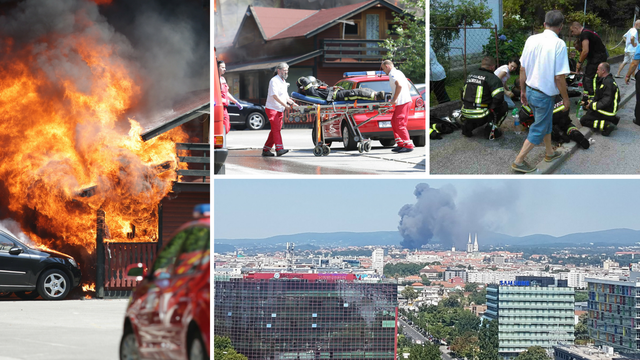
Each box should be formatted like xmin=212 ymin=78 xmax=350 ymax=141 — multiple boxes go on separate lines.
xmin=372 ymin=248 xmax=384 ymax=275
xmin=484 ymin=276 xmax=575 ymax=359
xmin=214 ymin=273 xmax=398 ymax=359
xmin=585 ymin=273 xmax=640 ymax=358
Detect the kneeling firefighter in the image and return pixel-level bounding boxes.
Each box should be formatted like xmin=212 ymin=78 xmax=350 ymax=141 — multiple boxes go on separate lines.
xmin=520 ymin=95 xmax=591 ymax=149
xmin=578 ymin=62 xmax=620 ymax=136
xmin=296 ymin=76 xmax=385 ymax=102
xmin=460 ymin=56 xmax=508 ymax=139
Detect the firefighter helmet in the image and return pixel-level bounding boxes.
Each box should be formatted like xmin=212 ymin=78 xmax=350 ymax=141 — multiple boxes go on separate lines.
xmin=297 ymin=76 xmax=313 ymax=91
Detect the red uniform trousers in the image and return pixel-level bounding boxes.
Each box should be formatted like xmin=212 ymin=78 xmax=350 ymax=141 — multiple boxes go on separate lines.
xmin=391 ymin=102 xmax=413 ymax=149
xmin=223 ymin=107 xmax=230 ymax=134
xmin=263 ymin=109 xmax=284 ymax=151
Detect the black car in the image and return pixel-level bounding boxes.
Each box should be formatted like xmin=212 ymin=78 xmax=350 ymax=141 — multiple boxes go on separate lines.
xmin=228 ymin=100 xmax=269 ymax=130
xmin=0 ymin=230 xmax=81 ymax=300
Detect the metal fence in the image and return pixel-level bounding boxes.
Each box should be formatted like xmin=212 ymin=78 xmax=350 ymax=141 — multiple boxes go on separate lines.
xmin=430 ymin=26 xmax=499 ymax=105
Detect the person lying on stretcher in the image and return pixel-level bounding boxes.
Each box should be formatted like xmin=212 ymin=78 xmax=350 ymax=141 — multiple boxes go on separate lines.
xmin=296 ymin=76 xmax=386 ymax=102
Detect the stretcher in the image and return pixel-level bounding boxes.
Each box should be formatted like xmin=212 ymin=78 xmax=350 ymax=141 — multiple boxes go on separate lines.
xmin=290 ymin=92 xmax=393 ymax=156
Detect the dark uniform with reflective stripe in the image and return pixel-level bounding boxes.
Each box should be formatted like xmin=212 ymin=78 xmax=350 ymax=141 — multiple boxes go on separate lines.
xmin=460 ymin=67 xmax=508 ymax=139
xmin=299 ymin=84 xmax=378 ymax=102
xmin=520 ymin=95 xmax=590 ymax=149
xmin=579 ymin=73 xmax=620 ymax=136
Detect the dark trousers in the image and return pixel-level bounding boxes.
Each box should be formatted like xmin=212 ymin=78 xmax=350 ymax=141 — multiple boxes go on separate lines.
xmin=636 ymin=70 xmax=640 ymax=121
xmin=430 ymin=80 xmax=450 ymax=104
xmin=580 ymin=110 xmax=619 ymax=129
xmin=334 ymin=88 xmax=375 ymax=101
xmin=583 ymin=56 xmax=607 ymax=97
xmin=462 ymin=103 xmax=508 ymax=135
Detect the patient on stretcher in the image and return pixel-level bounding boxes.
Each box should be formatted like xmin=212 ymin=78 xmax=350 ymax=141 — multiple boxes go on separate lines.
xmin=296 ymin=76 xmax=385 ymax=103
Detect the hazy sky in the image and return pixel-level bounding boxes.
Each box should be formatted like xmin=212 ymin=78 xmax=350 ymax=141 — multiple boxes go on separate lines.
xmin=214 ymin=179 xmax=640 ymax=240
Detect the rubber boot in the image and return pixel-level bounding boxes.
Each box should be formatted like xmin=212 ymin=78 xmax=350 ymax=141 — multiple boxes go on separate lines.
xmin=568 ymin=129 xmax=590 ymax=149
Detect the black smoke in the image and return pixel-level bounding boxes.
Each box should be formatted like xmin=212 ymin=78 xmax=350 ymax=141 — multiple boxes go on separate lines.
xmin=398 ymin=182 xmax=521 ymax=249
xmin=0 ymin=0 xmax=209 ymax=120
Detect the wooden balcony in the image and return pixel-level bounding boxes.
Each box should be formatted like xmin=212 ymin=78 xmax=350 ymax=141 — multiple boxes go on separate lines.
xmin=322 ymin=39 xmax=405 ymax=64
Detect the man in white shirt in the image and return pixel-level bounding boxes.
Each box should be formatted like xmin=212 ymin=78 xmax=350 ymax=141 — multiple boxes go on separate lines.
xmin=512 ymin=10 xmax=571 ymax=173
xmin=381 ymin=60 xmax=414 ymax=153
xmin=616 ymin=20 xmax=640 ymax=78
xmin=263 ymin=62 xmax=297 ymax=157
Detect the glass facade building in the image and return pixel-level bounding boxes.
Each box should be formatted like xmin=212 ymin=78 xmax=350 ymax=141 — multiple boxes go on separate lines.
xmin=484 ymin=277 xmax=575 ymax=359
xmin=214 ymin=273 xmax=398 ymax=360
xmin=586 ymin=276 xmax=640 ymax=358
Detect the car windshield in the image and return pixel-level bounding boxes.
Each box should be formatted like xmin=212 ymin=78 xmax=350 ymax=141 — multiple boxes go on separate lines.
xmin=0 ymin=231 xmax=36 ymax=250
xmin=357 ymin=80 xmax=419 ymax=97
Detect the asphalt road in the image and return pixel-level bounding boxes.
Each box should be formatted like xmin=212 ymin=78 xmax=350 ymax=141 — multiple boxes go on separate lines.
xmin=430 ymin=61 xmax=636 ymax=175
xmin=398 ymin=318 xmax=428 ymax=344
xmin=0 ymin=299 xmax=127 ymax=360
xmin=222 ymin=128 xmax=426 ymax=175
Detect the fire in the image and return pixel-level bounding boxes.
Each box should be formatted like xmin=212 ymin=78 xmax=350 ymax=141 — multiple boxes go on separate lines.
xmin=82 ymin=283 xmax=96 ymax=292
xmin=0 ymin=1 xmax=188 ymax=253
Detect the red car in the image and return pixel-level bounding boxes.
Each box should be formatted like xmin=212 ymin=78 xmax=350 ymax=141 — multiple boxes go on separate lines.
xmin=317 ymin=71 xmax=426 ymax=150
xmin=119 ymin=204 xmax=210 ymax=360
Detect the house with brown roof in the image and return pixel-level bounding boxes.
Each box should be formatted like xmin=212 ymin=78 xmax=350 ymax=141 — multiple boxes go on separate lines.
xmin=217 ymin=0 xmax=413 ymax=113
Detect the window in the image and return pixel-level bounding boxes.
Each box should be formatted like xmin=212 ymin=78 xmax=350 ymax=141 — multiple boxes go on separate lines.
xmin=151 ymin=228 xmax=190 ymax=279
xmin=173 ymin=226 xmax=210 ymax=276
xmin=344 ymin=23 xmax=358 ymax=36
xmin=0 ymin=236 xmax=14 ymax=251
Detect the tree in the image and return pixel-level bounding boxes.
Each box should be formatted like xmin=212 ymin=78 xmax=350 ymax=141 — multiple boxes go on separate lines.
xmin=465 ymin=283 xmax=479 ymax=292
xmin=430 ymin=0 xmax=492 ymax=56
xmin=478 ymin=319 xmax=500 ymax=360
xmin=514 ymin=346 xmax=550 ymax=360
xmin=383 ymin=0 xmax=425 ymax=82
xmin=214 ymin=336 xmax=248 ymax=360
xmin=397 ymin=334 xmax=414 ymax=349
xmin=575 ymin=313 xmax=590 ymax=342
xmin=450 ymin=332 xmax=479 ymax=359
xmin=575 ymin=291 xmax=588 ymax=302
xmin=402 ymin=286 xmax=420 ymax=303
xmin=408 ymin=343 xmax=442 ymax=360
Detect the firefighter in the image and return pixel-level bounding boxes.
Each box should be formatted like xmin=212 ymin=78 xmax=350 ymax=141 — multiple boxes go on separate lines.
xmin=519 ymin=95 xmax=591 ymax=149
xmin=579 ymin=62 xmax=620 ymax=136
xmin=460 ymin=56 xmax=508 ymax=139
xmin=296 ymin=76 xmax=385 ymax=102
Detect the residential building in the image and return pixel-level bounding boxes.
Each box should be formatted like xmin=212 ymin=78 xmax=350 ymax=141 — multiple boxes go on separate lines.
xmin=586 ymin=273 xmax=640 ymax=358
xmin=484 ymin=276 xmax=575 ymax=359
xmin=444 ymin=267 xmax=467 ymax=283
xmin=214 ymin=272 xmax=398 ymax=359
xmin=553 ymin=344 xmax=631 ymax=360
xmin=372 ymin=248 xmax=384 ymax=275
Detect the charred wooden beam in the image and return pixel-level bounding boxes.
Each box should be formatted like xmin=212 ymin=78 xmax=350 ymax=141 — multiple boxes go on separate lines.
xmin=153 ymin=161 xmax=174 ymax=173
xmin=140 ymin=104 xmax=210 ymax=142
xmin=178 ymin=156 xmax=210 ymax=164
xmin=96 ymin=209 xmax=105 ymax=299
xmin=77 ymin=185 xmax=97 ymax=198
xmin=176 ymin=143 xmax=210 ymax=151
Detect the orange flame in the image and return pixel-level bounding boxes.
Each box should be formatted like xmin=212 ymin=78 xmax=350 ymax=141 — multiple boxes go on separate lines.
xmin=0 ymin=4 xmax=188 ymax=253
xmin=82 ymin=283 xmax=96 ymax=292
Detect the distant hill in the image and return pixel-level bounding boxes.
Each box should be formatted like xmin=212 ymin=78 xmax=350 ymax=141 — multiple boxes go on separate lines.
xmin=214 ymin=228 xmax=640 ymax=253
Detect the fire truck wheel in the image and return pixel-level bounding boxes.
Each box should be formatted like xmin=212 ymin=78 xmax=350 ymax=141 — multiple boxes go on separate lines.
xmin=120 ymin=326 xmax=141 ymax=360
xmin=188 ymin=328 xmax=208 ymax=360
xmin=37 ymin=269 xmax=70 ymax=300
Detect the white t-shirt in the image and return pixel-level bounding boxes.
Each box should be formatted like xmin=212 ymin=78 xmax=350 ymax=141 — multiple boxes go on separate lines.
xmin=265 ymin=75 xmax=290 ymax=112
xmin=494 ymin=64 xmax=510 ymax=86
xmin=388 ymin=68 xmax=412 ymax=106
xmin=520 ymin=29 xmax=570 ymax=96
xmin=624 ymin=28 xmax=638 ymax=53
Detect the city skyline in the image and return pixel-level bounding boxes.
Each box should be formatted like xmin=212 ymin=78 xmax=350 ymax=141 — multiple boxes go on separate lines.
xmin=215 ymin=179 xmax=640 ymax=240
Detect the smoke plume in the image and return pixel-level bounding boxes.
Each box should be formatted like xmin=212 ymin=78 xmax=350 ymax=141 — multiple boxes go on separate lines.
xmin=398 ymin=183 xmax=521 ymax=249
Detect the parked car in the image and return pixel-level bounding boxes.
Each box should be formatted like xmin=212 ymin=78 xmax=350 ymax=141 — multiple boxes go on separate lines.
xmin=228 ymin=100 xmax=269 ymax=130
xmin=119 ymin=204 xmax=210 ymax=360
xmin=316 ymin=72 xmax=426 ymax=149
xmin=0 ymin=229 xmax=81 ymax=300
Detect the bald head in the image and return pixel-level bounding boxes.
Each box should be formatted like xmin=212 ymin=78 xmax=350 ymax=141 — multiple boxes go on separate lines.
xmin=569 ymin=22 xmax=583 ymax=36
xmin=635 ymin=20 xmax=640 ymax=29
